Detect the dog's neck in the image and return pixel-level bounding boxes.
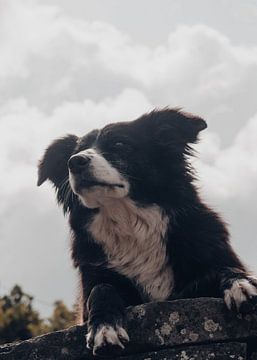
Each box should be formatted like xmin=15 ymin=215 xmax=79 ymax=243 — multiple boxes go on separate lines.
xmin=94 ymin=197 xmax=166 ymax=235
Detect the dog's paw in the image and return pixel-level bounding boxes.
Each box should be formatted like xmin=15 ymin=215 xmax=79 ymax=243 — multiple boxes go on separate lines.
xmin=86 ymin=324 xmax=129 ymax=357
xmin=224 ymin=278 xmax=257 ymax=314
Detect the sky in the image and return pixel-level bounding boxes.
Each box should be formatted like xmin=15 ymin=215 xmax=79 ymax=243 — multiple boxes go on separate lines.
xmin=0 ymin=0 xmax=257 ymax=317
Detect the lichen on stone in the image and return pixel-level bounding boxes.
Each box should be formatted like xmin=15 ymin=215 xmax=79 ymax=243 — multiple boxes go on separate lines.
xmin=169 ymin=311 xmax=180 ymax=325
xmin=207 ymin=353 xmax=215 ymax=359
xmin=180 ymin=350 xmax=190 ymax=360
xmin=160 ymin=322 xmax=172 ymax=336
xmin=154 ymin=329 xmax=165 ymax=345
xmin=203 ymin=319 xmax=220 ymax=333
xmin=130 ymin=305 xmax=146 ymax=320
xmin=180 ymin=328 xmax=187 ymax=335
xmin=188 ymin=332 xmax=199 ymax=342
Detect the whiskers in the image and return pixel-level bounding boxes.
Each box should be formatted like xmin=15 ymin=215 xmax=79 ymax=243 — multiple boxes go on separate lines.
xmin=58 ymin=177 xmax=76 ymax=213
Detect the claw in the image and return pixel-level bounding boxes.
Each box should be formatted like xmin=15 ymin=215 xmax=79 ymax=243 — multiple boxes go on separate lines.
xmin=224 ymin=278 xmax=257 ymax=313
xmin=86 ymin=324 xmax=129 ymax=356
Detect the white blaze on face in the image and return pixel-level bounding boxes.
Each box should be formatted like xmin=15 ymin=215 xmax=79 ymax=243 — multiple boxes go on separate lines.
xmin=69 ymin=148 xmax=129 ymax=208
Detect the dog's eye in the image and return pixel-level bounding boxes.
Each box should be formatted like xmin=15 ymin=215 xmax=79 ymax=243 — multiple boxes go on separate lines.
xmin=114 ymin=142 xmax=125 ymax=148
xmin=112 ymin=142 xmax=132 ymax=152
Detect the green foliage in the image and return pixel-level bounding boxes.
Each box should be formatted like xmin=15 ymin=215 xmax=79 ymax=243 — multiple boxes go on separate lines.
xmin=47 ymin=300 xmax=76 ymax=332
xmin=0 ymin=285 xmax=76 ymax=345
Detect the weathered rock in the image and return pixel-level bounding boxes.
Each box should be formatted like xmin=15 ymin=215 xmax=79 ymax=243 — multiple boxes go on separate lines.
xmin=0 ymin=298 xmax=256 ymax=359
xmin=117 ymin=342 xmax=247 ymax=360
xmin=125 ymin=297 xmax=257 ymax=352
xmin=0 ymin=325 xmax=90 ymax=360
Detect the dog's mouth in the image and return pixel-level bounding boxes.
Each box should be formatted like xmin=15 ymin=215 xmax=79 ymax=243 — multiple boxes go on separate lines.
xmin=81 ymin=180 xmax=125 ymax=188
xmin=69 ymin=171 xmax=125 ymax=190
xmin=69 ymin=172 xmax=129 ymax=208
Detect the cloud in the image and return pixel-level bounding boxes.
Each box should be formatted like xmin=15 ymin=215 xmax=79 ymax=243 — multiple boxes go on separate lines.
xmin=1 ymin=0 xmax=257 ymax=142
xmin=195 ymin=112 xmax=257 ymax=202
xmin=0 ymin=0 xmax=61 ymax=78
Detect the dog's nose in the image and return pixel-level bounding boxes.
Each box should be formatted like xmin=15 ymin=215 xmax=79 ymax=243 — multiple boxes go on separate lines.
xmin=68 ymin=155 xmax=90 ymax=173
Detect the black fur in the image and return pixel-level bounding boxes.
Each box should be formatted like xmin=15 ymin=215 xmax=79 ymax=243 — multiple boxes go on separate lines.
xmin=38 ymin=109 xmax=257 ymax=356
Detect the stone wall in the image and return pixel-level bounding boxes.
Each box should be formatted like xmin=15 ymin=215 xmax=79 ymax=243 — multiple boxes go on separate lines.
xmin=0 ymin=298 xmax=257 ymax=359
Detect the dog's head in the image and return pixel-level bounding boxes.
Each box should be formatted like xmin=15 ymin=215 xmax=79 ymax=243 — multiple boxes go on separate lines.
xmin=38 ymin=109 xmax=207 ymax=210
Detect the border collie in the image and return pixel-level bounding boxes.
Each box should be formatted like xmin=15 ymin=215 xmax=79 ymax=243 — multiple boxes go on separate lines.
xmin=38 ymin=109 xmax=257 ymax=357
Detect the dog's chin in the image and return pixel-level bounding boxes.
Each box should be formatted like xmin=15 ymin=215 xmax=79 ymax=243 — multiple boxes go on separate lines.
xmin=69 ymin=172 xmax=130 ymax=209
xmin=76 ymin=184 xmax=129 ymax=209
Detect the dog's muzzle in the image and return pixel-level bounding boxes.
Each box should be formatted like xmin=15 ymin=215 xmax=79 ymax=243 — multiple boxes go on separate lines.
xmin=68 ymin=155 xmax=125 ymax=188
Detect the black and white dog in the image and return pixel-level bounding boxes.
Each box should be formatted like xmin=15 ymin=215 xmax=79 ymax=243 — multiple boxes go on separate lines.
xmin=38 ymin=109 xmax=257 ymax=357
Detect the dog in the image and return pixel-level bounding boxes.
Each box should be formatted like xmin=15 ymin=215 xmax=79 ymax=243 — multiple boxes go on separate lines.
xmin=38 ymin=109 xmax=257 ymax=357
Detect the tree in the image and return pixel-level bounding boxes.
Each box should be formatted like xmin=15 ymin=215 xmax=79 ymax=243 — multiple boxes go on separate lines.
xmin=0 ymin=285 xmax=43 ymax=344
xmin=0 ymin=285 xmax=76 ymax=345
xmin=47 ymin=300 xmax=76 ymax=332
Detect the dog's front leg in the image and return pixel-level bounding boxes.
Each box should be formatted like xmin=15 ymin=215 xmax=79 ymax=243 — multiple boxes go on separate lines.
xmin=221 ymin=268 xmax=257 ymax=314
xmin=86 ymin=283 xmax=129 ymax=357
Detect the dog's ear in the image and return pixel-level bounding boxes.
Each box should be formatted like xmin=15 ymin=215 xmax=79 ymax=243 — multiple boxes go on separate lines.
xmin=175 ymin=110 xmax=207 ymax=143
xmin=153 ymin=109 xmax=207 ymax=147
xmin=37 ymin=134 xmax=78 ymax=187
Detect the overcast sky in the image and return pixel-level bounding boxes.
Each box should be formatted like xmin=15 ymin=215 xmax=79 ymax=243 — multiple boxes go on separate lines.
xmin=0 ymin=0 xmax=257 ymax=316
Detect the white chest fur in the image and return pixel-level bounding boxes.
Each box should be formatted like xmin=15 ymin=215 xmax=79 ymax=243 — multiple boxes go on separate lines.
xmin=88 ymin=198 xmax=173 ymax=301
